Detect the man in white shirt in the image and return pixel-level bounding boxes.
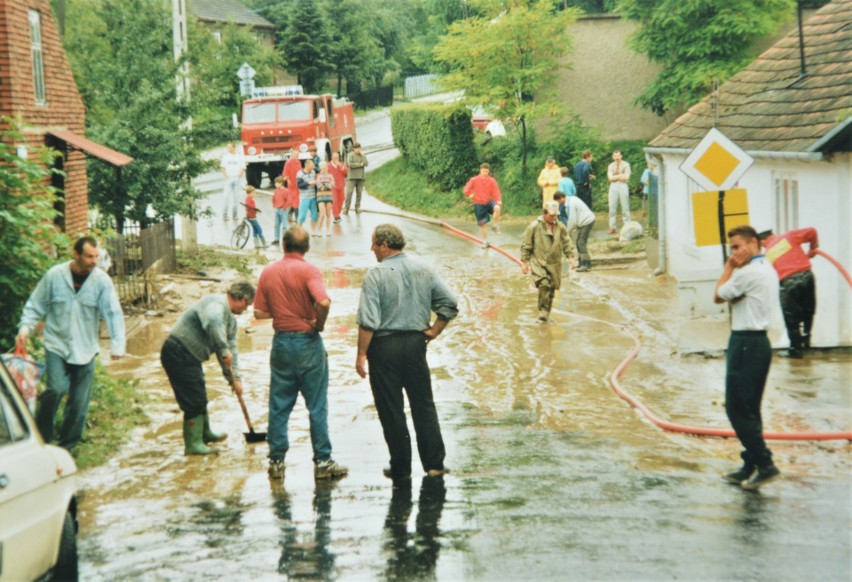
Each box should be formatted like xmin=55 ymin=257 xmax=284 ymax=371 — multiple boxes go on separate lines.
xmin=714 ymin=225 xmax=781 ymax=490
xmin=606 ymin=149 xmax=631 ymax=235
xmin=220 ymin=143 xmax=246 ymax=221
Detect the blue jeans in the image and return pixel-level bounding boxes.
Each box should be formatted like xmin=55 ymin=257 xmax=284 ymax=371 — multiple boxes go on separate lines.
xmin=297 ymin=198 xmax=318 ymax=223
xmin=248 ymin=218 xmax=264 ymax=237
xmin=37 ymin=351 xmax=96 ymax=450
xmin=223 ymin=177 xmax=241 ymax=219
xmin=273 ymin=208 xmax=287 ymax=242
xmin=268 ymin=332 xmax=332 ymax=463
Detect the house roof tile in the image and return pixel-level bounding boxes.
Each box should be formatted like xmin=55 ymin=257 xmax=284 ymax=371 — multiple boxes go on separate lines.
xmin=650 ymin=0 xmax=852 ymax=153
xmin=189 ymin=0 xmax=274 ymax=29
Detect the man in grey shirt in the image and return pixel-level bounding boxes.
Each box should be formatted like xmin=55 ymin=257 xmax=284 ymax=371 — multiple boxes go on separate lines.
xmin=160 ymin=281 xmax=255 ymax=455
xmin=356 ymin=224 xmax=459 ymax=482
xmin=343 ymin=142 xmax=368 ymax=214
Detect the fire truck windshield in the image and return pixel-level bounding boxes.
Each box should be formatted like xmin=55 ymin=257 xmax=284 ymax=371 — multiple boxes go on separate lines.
xmin=244 ymin=103 xmax=276 ymax=124
xmin=277 ymin=101 xmax=311 ymax=122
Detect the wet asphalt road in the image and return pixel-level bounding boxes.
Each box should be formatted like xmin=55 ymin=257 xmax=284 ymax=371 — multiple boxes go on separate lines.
xmin=78 ymin=199 xmax=851 ymax=580
xmin=76 ymin=111 xmax=851 ymax=580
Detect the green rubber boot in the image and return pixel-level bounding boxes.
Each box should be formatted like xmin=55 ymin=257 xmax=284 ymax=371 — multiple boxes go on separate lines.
xmin=184 ymin=416 xmax=218 ymax=455
xmin=202 ymin=413 xmax=227 ymax=444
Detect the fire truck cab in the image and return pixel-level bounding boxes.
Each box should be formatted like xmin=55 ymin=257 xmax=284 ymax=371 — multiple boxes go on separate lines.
xmin=240 ymin=85 xmax=358 ymax=188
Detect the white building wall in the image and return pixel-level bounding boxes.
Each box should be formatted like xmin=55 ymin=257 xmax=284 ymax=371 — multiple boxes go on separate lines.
xmin=656 ymin=152 xmax=851 ymax=348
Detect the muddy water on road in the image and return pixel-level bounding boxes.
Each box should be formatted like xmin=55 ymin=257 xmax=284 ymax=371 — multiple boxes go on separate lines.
xmin=79 ymin=212 xmax=850 ymax=580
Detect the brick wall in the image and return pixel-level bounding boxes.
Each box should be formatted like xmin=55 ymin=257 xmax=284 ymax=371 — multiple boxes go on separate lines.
xmin=0 ymin=0 xmax=88 ymax=235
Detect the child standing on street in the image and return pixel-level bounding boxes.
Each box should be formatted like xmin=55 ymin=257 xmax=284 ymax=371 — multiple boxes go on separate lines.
xmin=315 ymin=161 xmax=336 ymax=236
xmin=272 ymin=176 xmax=288 ymax=248
xmin=244 ymin=185 xmax=267 ymax=252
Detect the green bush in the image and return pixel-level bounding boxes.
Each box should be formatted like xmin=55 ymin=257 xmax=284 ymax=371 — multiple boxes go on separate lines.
xmin=0 ymin=118 xmax=69 ymax=352
xmin=390 ymin=103 xmax=478 ymax=191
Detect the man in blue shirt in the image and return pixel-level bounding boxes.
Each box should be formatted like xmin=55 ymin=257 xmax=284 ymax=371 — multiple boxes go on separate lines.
xmin=356 ymin=224 xmax=459 ymax=482
xmin=573 ymin=150 xmax=595 ymax=211
xmin=16 ymin=236 xmax=126 ymax=451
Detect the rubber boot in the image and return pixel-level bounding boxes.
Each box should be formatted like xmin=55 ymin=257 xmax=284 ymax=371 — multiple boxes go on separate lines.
xmin=184 ymin=416 xmax=218 ymax=455
xmin=202 ymin=413 xmax=227 ymax=444
xmin=260 ymin=235 xmax=268 ymax=249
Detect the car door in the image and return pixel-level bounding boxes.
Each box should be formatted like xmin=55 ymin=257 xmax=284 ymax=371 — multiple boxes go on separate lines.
xmin=0 ymin=374 xmax=59 ymax=582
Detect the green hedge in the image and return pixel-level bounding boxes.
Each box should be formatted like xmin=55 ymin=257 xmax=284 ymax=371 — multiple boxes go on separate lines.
xmin=390 ymin=103 xmax=478 ymax=191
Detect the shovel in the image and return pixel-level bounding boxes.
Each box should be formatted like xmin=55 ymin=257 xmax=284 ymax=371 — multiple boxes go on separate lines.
xmin=226 ymin=365 xmax=267 ymax=443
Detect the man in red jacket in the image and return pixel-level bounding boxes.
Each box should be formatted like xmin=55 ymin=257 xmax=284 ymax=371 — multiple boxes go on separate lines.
xmin=761 ymin=227 xmax=819 ymax=358
xmin=328 ymin=151 xmax=349 ymax=223
xmin=283 ymin=148 xmax=302 ymax=223
xmin=464 ymin=163 xmax=502 ymax=248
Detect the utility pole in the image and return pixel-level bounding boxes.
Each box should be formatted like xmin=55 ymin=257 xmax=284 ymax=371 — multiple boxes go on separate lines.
xmin=172 ymin=0 xmax=197 ymax=253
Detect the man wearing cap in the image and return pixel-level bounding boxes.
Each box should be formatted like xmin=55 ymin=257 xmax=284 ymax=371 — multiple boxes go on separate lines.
xmin=537 ymin=157 xmax=561 ymax=208
xmin=343 ymin=143 xmax=368 ymax=214
xmin=520 ymin=202 xmax=574 ymax=322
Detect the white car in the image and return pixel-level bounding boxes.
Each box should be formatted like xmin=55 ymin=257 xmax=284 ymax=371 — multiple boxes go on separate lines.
xmin=0 ymin=360 xmax=78 ymax=581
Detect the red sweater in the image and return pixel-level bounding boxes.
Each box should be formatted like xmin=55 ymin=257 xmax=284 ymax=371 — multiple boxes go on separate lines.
xmin=245 ymin=194 xmax=258 ymax=219
xmin=764 ymin=227 xmax=818 ymax=280
xmin=464 ymin=174 xmax=502 ymax=205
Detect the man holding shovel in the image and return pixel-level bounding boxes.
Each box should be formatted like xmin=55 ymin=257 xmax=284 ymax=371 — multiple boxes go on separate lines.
xmin=160 ymin=280 xmax=255 ymax=455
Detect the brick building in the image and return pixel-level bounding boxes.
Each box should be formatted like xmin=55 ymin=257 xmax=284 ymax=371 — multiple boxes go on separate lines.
xmin=0 ymin=0 xmax=130 ymax=235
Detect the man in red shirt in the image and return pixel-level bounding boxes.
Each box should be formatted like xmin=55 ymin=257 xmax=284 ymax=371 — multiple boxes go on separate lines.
xmin=464 ymin=163 xmax=502 ymax=248
xmin=761 ymin=227 xmax=819 ymax=358
xmin=254 ymin=225 xmax=348 ymax=480
xmin=282 ymin=148 xmax=302 ymax=223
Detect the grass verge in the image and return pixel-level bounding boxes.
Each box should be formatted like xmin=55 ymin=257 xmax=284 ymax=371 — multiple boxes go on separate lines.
xmin=176 ymin=247 xmax=263 ymax=277
xmin=55 ymin=362 xmax=148 ymax=469
xmin=366 ymin=156 xmax=471 ymax=219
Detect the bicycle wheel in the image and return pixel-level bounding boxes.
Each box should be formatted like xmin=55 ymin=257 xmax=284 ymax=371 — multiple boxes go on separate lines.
xmin=232 ymin=221 xmax=251 ymax=249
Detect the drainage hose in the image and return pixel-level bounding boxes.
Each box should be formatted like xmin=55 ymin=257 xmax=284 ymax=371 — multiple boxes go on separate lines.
xmin=365 ymin=209 xmax=851 ymax=442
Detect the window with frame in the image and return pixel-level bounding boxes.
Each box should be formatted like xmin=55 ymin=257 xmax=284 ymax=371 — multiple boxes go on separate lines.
xmin=29 ymin=10 xmax=46 ymax=105
xmin=774 ymin=173 xmax=799 ymax=233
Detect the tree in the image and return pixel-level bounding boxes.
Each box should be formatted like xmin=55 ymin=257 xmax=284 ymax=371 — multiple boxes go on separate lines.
xmin=64 ymin=0 xmax=208 ymax=230
xmin=281 ymin=0 xmax=332 ymax=93
xmin=188 ymin=19 xmax=279 ymax=144
xmin=0 ymin=117 xmax=69 ymax=351
xmin=434 ymin=0 xmax=578 ymax=174
xmin=619 ymin=0 xmax=795 ymax=116
xmin=321 ymin=0 xmax=383 ymax=96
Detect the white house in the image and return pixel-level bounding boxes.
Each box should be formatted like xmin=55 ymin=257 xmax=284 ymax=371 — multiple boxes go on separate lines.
xmin=645 ymin=0 xmax=851 ymax=349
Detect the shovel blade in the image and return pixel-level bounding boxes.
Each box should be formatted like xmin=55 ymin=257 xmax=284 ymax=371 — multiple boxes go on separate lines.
xmin=244 ymin=430 xmax=267 ymax=443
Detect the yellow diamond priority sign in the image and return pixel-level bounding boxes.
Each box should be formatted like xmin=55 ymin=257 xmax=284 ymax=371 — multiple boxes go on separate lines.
xmin=680 ymin=128 xmax=753 ymax=192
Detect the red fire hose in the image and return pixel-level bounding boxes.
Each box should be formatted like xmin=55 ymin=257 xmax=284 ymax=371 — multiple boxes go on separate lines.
xmin=373 ymin=210 xmax=850 ymax=442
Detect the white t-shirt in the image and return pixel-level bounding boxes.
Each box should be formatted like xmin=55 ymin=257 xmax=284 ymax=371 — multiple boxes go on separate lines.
xmin=717 ymin=256 xmax=779 ymax=331
xmin=220 ymin=152 xmax=246 ymax=178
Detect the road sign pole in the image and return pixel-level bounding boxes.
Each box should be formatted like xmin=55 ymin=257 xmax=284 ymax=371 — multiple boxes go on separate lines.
xmin=717 ymin=190 xmax=728 ymax=264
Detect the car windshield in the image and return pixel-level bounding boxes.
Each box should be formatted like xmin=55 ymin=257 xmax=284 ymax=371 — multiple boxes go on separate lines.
xmin=278 ymin=101 xmax=311 ymax=122
xmin=243 ymin=103 xmax=276 ymax=124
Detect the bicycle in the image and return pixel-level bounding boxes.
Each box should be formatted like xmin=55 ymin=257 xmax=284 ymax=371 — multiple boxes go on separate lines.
xmin=231 ymin=203 xmax=262 ymax=249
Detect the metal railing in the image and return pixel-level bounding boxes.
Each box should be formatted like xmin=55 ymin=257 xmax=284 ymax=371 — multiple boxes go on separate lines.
xmin=103 ymin=219 xmax=175 ymax=305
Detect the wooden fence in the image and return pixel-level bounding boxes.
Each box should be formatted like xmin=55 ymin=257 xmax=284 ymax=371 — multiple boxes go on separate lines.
xmin=104 ymin=219 xmax=175 ymax=305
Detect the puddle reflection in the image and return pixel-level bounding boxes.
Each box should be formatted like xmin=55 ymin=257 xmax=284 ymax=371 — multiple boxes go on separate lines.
xmin=383 ymin=477 xmax=447 ymax=580
xmin=270 ymin=480 xmax=337 ymax=580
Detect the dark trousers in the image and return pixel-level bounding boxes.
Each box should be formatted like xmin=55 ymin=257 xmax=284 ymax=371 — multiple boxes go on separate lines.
xmin=367 ymin=332 xmax=446 ymax=477
xmin=576 ymin=221 xmax=593 ymax=261
xmin=161 ymin=336 xmax=207 ymax=419
xmin=725 ymin=331 xmax=773 ymax=468
xmin=780 ymin=270 xmax=816 ymax=350
xmin=577 ymin=184 xmax=593 ymax=211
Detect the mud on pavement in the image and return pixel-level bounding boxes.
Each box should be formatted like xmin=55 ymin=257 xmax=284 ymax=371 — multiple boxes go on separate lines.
xmin=78 ymin=213 xmax=851 ymax=581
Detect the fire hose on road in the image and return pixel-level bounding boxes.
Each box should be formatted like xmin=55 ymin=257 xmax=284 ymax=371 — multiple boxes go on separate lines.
xmin=362 ymin=208 xmax=852 ymax=442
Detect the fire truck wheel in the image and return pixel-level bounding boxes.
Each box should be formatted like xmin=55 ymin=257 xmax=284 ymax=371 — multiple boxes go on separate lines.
xmin=246 ymin=165 xmax=263 ymax=188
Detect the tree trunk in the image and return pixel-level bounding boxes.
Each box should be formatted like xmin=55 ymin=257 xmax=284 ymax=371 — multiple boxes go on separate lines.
xmin=520 ymin=116 xmax=528 ymax=176
xmin=337 ymin=72 xmax=342 ymax=98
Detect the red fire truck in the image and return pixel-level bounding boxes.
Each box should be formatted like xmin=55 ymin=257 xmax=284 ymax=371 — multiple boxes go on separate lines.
xmin=240 ymin=86 xmax=358 ymax=188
